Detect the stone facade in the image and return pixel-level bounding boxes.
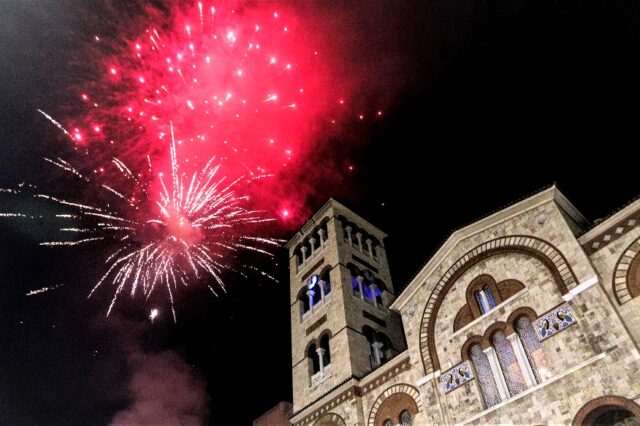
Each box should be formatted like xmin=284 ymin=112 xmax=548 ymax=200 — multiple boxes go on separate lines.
xmin=286 ymin=188 xmax=640 ymax=425
xmin=254 ymin=402 xmax=293 ymax=426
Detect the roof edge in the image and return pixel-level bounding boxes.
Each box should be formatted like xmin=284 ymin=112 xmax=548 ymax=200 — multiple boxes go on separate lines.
xmin=391 ymin=185 xmax=558 ymax=310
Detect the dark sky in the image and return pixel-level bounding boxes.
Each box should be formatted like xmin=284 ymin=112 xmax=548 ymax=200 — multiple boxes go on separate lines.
xmin=1 ymin=0 xmax=640 ymax=425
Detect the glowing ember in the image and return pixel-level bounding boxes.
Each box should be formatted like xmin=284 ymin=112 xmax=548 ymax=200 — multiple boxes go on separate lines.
xmin=149 ymin=308 xmax=159 ymax=322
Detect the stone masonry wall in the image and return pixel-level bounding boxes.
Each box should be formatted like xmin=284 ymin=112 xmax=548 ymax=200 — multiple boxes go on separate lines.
xmin=587 ymin=225 xmax=640 ymax=349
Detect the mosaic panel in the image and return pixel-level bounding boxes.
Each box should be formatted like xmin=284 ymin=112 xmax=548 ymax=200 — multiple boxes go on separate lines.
xmin=440 ymin=360 xmax=474 ymax=393
xmin=534 ymin=304 xmax=576 ymax=341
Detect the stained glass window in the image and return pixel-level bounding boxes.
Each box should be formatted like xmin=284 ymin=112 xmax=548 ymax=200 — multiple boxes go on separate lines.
xmin=351 ymin=275 xmax=361 ymax=296
xmin=484 ymin=286 xmax=497 ymax=308
xmin=516 ymin=316 xmax=545 ymax=383
xmin=492 ymin=331 xmax=527 ymax=396
xmin=383 ymin=420 xmax=393 ymax=426
xmin=470 ymin=344 xmax=501 ymax=408
xmin=475 ymin=291 xmax=488 ymax=314
xmin=400 ymin=410 xmax=412 ymax=425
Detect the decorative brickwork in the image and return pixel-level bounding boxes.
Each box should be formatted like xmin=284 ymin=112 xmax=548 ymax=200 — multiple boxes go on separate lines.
xmin=373 ymin=392 xmax=419 ymax=426
xmin=367 ymin=384 xmax=421 ymax=426
xmin=612 ymin=237 xmax=640 ymax=304
xmin=497 ymin=279 xmax=525 ymax=301
xmin=453 ymin=304 xmax=473 ymax=331
xmin=313 ymin=412 xmax=347 ymax=426
xmin=572 ymin=395 xmax=640 ymax=426
xmin=418 ymin=235 xmax=579 ymax=374
xmin=583 ymin=213 xmax=640 ymax=255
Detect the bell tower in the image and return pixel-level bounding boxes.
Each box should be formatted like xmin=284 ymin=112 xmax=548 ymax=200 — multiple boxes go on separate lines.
xmin=287 ymin=199 xmax=406 ymax=413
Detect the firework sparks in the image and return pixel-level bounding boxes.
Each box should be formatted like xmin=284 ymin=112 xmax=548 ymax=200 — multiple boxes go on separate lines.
xmin=4 ymin=123 xmax=280 ymax=321
xmin=61 ymin=1 xmax=374 ymax=222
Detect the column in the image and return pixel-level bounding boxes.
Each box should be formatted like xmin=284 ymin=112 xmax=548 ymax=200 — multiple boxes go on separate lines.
xmin=356 ymin=276 xmax=365 ymax=300
xmin=355 ymin=232 xmax=363 ymax=251
xmin=318 ymin=229 xmax=326 ymax=248
xmin=372 ymin=342 xmax=384 ymax=367
xmin=307 ymin=290 xmax=314 ymax=313
xmin=369 ymin=283 xmax=378 ymax=307
xmin=484 ymin=346 xmax=509 ymax=401
xmin=508 ymin=333 xmax=537 ymax=387
xmin=479 ymin=290 xmax=491 ymax=314
xmin=316 ymin=348 xmax=326 ymax=376
xmin=319 ymin=280 xmax=326 ymax=302
xmin=345 ymin=226 xmax=353 ymax=245
xmin=301 ymin=246 xmax=308 ymax=264
xmin=309 ymin=237 xmax=316 ymax=257
xmin=365 ymin=238 xmax=373 ymax=257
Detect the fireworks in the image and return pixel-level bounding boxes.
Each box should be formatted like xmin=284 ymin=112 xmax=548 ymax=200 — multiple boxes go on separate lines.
xmin=68 ymin=1 xmax=363 ymax=220
xmin=6 ymin=121 xmax=281 ymax=321
xmin=3 ymin=1 xmax=381 ymax=319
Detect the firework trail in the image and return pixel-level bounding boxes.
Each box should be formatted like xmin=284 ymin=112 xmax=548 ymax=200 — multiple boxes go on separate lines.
xmin=26 ymin=284 xmax=65 ymax=297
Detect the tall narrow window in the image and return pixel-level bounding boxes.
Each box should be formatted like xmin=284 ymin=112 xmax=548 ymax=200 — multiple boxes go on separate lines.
xmin=319 ymin=334 xmax=331 ymax=366
xmin=491 ymin=331 xmax=527 ymax=397
xmin=483 ymin=286 xmax=497 ymax=309
xmin=475 ymin=291 xmax=489 ymax=314
xmin=516 ymin=316 xmax=548 ymax=383
xmin=307 ymin=344 xmax=320 ymax=375
xmin=299 ymin=289 xmax=311 ymax=316
xmin=320 ymin=268 xmax=332 ymax=297
xmin=469 ymin=344 xmax=501 ymax=408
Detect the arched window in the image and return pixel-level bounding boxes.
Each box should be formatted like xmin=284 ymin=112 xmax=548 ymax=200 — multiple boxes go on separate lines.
xmin=399 ymin=410 xmax=412 ymax=426
xmin=362 ymin=277 xmax=373 ymax=300
xmin=469 ymin=344 xmax=501 ymax=408
xmin=307 ymin=343 xmax=320 ymax=375
xmin=307 ymin=274 xmax=322 ymax=306
xmin=382 ymin=420 xmax=393 ymax=426
xmin=363 ymin=326 xmax=377 ymax=369
xmin=491 ymin=331 xmax=527 ymax=397
xmin=320 ymin=267 xmax=332 ymax=297
xmin=465 ymin=275 xmax=511 ymax=321
xmin=377 ymin=332 xmax=393 ymax=364
xmin=515 ymin=316 xmax=548 ymax=383
xmin=374 ymin=279 xmax=386 ymax=307
xmin=320 ymin=333 xmax=331 ymax=366
xmin=298 ymin=288 xmax=311 ymax=315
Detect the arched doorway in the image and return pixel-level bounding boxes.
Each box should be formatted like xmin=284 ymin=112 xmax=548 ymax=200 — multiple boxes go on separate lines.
xmin=573 ymin=396 xmax=640 ymax=426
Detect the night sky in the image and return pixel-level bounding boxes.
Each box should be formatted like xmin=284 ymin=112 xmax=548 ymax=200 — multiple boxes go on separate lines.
xmin=1 ymin=0 xmax=640 ymax=425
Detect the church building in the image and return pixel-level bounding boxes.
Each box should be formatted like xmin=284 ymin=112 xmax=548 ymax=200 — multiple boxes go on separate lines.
xmin=279 ymin=186 xmax=640 ymax=425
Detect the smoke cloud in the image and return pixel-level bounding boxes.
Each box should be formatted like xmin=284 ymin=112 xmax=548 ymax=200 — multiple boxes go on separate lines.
xmin=110 ymin=349 xmax=209 ymax=426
